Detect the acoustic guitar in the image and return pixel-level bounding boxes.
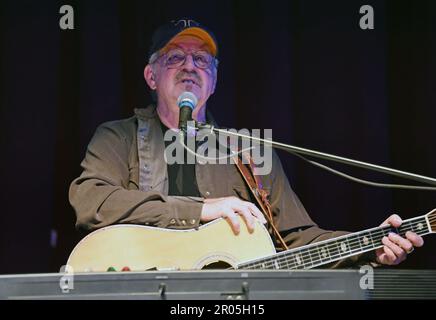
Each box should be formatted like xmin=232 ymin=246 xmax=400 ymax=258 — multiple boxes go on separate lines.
xmin=67 ymin=209 xmax=436 ymax=272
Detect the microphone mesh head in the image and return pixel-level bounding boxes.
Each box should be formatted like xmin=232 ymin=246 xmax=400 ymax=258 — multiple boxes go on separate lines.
xmin=177 ymin=92 xmax=198 ymax=110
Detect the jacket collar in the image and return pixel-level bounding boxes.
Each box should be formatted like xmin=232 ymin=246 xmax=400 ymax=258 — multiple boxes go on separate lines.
xmin=134 ymin=104 xmax=218 ymax=127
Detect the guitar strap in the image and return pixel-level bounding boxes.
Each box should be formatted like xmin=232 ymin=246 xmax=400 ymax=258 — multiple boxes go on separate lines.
xmin=232 ymin=151 xmax=288 ymax=251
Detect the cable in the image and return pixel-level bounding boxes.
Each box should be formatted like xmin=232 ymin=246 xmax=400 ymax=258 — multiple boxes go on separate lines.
xmin=290 ymin=152 xmax=436 ymax=191
xmin=178 ymin=127 xmax=436 ymax=191
xmin=177 ymin=131 xmax=254 ymax=163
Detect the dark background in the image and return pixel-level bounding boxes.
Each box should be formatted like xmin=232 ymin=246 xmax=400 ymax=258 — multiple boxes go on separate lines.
xmin=0 ymin=0 xmax=435 ymax=274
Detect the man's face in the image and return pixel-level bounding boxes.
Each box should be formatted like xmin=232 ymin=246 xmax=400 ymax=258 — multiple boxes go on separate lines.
xmin=145 ymin=35 xmax=217 ymax=117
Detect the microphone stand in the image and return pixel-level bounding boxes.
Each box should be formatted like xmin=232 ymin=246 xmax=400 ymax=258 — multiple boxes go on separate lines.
xmin=196 ymin=123 xmax=436 ymax=187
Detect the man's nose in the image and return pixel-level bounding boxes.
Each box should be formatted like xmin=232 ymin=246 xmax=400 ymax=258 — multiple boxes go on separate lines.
xmin=182 ymin=54 xmax=196 ymax=71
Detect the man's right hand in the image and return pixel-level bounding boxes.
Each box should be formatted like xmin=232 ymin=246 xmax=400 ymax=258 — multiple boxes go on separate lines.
xmin=200 ymin=196 xmax=268 ymax=235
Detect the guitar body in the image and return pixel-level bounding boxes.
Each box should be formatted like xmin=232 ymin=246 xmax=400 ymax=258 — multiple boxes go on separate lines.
xmin=67 ymin=209 xmax=435 ymax=273
xmin=67 ymin=218 xmax=276 ymax=272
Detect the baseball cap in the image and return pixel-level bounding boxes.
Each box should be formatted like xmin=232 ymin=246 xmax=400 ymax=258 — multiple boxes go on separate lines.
xmin=148 ymin=18 xmax=218 ymax=61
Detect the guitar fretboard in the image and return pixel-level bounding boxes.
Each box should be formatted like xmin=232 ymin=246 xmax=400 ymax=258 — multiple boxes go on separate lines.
xmin=238 ymin=215 xmax=431 ymax=270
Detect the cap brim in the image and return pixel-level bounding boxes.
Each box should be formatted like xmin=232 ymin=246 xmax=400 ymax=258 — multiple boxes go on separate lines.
xmin=164 ymin=27 xmax=217 ymax=56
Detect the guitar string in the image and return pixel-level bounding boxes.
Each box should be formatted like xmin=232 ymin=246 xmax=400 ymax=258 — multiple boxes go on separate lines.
xmin=240 ymin=217 xmax=429 ymax=269
xmin=244 ymin=221 xmax=429 ymax=270
xmin=237 ymin=214 xmax=433 ymax=270
xmin=247 ymin=223 xmax=426 ymax=269
xmin=262 ymin=216 xmax=436 ymax=270
xmin=245 ymin=220 xmax=428 ymax=269
xmin=242 ymin=224 xmax=427 ymax=270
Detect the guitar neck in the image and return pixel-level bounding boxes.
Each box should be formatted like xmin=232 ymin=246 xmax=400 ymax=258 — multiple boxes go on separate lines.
xmin=238 ymin=214 xmax=432 ymax=270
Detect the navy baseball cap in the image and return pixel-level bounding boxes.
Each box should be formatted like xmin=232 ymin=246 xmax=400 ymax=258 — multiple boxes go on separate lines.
xmin=148 ymin=18 xmax=218 ymax=61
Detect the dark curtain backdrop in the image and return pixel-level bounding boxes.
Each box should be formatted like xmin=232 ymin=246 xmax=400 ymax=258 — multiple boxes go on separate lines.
xmin=0 ymin=0 xmax=435 ymax=274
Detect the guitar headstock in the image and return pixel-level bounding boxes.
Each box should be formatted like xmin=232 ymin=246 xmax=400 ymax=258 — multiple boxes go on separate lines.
xmin=426 ymin=208 xmax=436 ymax=233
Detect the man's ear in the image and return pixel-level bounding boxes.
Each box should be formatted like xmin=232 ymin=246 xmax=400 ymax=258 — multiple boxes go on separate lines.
xmin=144 ymin=64 xmax=157 ymax=90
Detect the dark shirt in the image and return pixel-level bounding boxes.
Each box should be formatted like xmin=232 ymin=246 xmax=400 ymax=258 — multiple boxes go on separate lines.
xmin=160 ymin=121 xmax=201 ymax=197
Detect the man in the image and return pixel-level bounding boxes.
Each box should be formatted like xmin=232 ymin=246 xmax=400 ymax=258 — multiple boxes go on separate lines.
xmin=69 ymin=18 xmax=423 ymax=268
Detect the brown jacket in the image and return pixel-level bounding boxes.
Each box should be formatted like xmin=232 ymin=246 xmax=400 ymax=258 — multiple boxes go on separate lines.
xmin=69 ymin=105 xmax=375 ymax=268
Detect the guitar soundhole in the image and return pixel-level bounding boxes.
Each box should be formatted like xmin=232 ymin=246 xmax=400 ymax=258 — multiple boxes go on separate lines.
xmin=202 ymin=261 xmax=233 ymax=270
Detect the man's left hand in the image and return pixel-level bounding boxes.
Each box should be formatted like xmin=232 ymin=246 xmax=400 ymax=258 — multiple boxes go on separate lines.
xmin=375 ymin=214 xmax=424 ymax=265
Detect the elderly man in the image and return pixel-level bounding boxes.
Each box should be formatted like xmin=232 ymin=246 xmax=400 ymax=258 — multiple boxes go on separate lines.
xmin=69 ymin=18 xmax=423 ymax=268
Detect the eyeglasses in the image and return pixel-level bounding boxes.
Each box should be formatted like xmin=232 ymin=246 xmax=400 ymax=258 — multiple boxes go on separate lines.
xmin=152 ymin=48 xmax=218 ymax=70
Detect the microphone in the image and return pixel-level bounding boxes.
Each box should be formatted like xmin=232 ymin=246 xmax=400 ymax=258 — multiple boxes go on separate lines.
xmin=177 ymin=91 xmax=198 ymax=132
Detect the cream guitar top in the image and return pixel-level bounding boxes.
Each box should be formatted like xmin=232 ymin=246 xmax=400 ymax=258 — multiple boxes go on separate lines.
xmin=67 ymin=209 xmax=436 ymax=272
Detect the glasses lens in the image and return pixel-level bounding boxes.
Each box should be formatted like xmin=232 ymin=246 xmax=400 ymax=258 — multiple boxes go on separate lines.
xmin=193 ymin=51 xmax=212 ymax=69
xmin=163 ymin=49 xmax=213 ymax=69
xmin=165 ymin=49 xmax=185 ymax=67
